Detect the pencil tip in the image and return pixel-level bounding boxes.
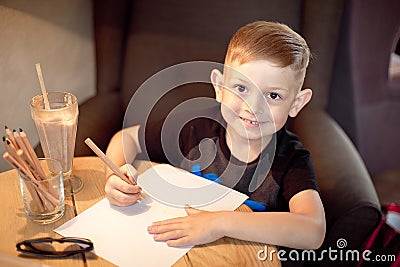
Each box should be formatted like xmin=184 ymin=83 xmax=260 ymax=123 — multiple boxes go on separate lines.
xmin=19 ymin=128 xmax=23 ymax=132
xmin=5 ymin=125 xmax=8 ymax=130
xmin=2 ymin=135 xmax=5 ymax=142
xmin=12 ymin=129 xmax=16 ymax=132
xmin=6 ymin=140 xmax=10 ymax=145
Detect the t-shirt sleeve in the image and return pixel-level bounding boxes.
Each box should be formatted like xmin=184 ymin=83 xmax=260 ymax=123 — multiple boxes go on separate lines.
xmin=281 ymin=148 xmax=319 ymax=203
xmin=137 ymin=117 xmax=168 ymax=163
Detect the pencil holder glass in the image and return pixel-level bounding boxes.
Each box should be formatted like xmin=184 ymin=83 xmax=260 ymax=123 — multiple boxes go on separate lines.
xmin=18 ymin=158 xmax=65 ymax=224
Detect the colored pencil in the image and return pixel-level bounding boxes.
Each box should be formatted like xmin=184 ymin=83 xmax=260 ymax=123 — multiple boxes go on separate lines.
xmin=84 ymin=137 xmax=136 ymax=185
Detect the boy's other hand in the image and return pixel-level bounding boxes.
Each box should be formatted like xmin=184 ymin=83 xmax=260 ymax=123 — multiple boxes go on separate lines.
xmin=105 ymin=164 xmax=142 ymax=206
xmin=147 ymin=205 xmax=223 ymax=247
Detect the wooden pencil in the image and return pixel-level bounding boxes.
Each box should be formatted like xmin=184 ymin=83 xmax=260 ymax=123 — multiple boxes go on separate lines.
xmin=13 ymin=130 xmax=46 ymax=182
xmin=84 ymin=137 xmax=136 ymax=185
xmin=4 ymin=133 xmax=38 ymax=182
xmin=18 ymin=128 xmax=47 ymax=180
xmin=13 ymin=131 xmax=36 ymax=170
xmin=4 ymin=126 xmax=18 ymax=148
xmin=3 ymin=140 xmax=18 ymax=159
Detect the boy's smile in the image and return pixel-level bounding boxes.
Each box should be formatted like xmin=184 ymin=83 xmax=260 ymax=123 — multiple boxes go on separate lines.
xmin=211 ymin=60 xmax=311 ymax=155
xmin=238 ymin=115 xmax=267 ymax=127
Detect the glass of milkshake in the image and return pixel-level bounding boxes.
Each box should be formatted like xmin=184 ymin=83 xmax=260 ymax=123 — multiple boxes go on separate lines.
xmin=30 ymin=92 xmax=82 ymax=196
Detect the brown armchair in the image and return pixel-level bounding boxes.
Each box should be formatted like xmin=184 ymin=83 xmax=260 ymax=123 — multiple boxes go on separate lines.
xmin=328 ymin=0 xmax=400 ymax=177
xmin=74 ymin=1 xmax=381 ymax=266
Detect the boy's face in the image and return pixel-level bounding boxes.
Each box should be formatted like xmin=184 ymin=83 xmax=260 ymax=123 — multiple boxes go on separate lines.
xmin=211 ymin=60 xmax=311 ymax=144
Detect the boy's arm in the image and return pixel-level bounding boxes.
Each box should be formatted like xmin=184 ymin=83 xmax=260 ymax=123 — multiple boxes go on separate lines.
xmin=105 ymin=125 xmax=142 ymax=179
xmin=149 ymin=189 xmax=325 ymax=250
xmin=219 ymin=189 xmax=325 ymax=249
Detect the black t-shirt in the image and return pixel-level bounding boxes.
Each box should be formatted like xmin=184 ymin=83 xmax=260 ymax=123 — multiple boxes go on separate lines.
xmin=138 ymin=103 xmax=318 ymax=212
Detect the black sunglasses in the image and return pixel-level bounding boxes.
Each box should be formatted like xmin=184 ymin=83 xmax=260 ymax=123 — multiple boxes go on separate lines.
xmin=16 ymin=237 xmax=94 ymax=258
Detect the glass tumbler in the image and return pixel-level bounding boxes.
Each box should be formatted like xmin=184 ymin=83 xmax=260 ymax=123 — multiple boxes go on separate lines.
xmin=30 ymin=91 xmax=82 ymax=196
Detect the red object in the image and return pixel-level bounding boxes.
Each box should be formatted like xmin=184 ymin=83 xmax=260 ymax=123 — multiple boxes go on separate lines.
xmin=357 ymin=203 xmax=400 ymax=267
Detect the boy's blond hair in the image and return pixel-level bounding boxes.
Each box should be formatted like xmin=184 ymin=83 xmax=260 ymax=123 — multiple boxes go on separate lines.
xmin=225 ymin=21 xmax=311 ymax=73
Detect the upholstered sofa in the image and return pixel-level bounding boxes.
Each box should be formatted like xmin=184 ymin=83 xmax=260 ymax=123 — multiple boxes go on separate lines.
xmin=68 ymin=1 xmax=382 ymax=266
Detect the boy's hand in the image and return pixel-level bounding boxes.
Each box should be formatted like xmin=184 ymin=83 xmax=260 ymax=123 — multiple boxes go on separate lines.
xmin=147 ymin=205 xmax=223 ymax=247
xmin=105 ymin=164 xmax=142 ymax=206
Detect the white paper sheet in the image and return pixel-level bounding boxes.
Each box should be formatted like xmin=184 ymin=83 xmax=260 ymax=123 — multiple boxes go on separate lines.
xmin=55 ymin=164 xmax=248 ymax=267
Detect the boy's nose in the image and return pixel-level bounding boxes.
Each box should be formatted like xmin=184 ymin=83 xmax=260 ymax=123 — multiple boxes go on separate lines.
xmin=244 ymin=93 xmax=268 ymax=115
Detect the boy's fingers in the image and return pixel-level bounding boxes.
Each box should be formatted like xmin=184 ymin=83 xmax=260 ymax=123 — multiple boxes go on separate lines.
xmin=121 ymin=164 xmax=138 ymax=180
xmin=166 ymin=236 xmax=192 ymax=247
xmin=119 ymin=183 xmax=141 ymax=195
xmin=108 ymin=175 xmax=141 ymax=194
xmin=108 ymin=191 xmax=139 ymax=206
xmin=185 ymin=205 xmax=201 ymax=215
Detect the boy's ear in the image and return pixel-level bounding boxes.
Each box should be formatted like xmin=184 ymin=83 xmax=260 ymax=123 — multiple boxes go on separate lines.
xmin=288 ymin=88 xmax=312 ymax=118
xmin=210 ymin=69 xmax=224 ymax=103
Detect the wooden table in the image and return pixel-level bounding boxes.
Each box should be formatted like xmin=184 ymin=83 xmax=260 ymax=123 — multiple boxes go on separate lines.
xmin=0 ymin=157 xmax=281 ymax=267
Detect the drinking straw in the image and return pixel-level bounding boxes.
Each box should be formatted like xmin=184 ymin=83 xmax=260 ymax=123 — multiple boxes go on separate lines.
xmin=35 ymin=63 xmax=50 ymax=110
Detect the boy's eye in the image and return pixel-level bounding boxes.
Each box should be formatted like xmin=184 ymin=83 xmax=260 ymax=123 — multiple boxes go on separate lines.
xmin=234 ymin=85 xmax=248 ymax=93
xmin=266 ymin=92 xmax=281 ymax=100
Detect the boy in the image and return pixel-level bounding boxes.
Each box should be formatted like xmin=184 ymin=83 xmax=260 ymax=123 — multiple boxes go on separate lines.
xmin=104 ymin=21 xmax=325 ymax=250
